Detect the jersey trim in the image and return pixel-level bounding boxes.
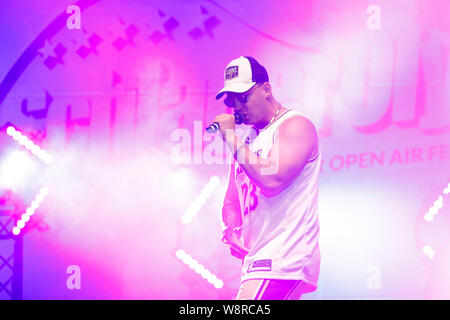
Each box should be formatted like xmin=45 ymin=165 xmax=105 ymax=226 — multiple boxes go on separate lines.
xmin=306 ymin=152 xmax=320 ymax=163
xmin=270 ymin=109 xmax=294 ymax=145
xmin=240 ymin=273 xmax=318 ymax=293
xmin=270 ymin=109 xmax=293 ymax=128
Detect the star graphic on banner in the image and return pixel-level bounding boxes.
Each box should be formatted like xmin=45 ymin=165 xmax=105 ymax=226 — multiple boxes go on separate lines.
xmin=37 ymin=39 xmax=56 ymax=60
xmin=66 ymin=29 xmax=92 ymax=49
xmin=148 ymin=9 xmax=179 ymax=44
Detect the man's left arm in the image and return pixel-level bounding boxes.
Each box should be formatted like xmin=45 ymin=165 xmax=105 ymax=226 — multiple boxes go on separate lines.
xmin=224 ymin=116 xmax=317 ymax=197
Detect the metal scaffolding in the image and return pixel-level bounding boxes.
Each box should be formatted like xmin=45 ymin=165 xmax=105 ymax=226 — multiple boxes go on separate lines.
xmin=0 ymin=205 xmax=23 ymax=300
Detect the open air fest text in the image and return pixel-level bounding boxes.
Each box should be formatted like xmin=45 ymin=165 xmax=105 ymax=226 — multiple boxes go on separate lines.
xmin=178 ymin=304 xmax=271 ymax=317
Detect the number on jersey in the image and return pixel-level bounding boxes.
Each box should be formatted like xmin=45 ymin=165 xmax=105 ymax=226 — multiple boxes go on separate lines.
xmin=241 ymin=181 xmax=258 ymax=216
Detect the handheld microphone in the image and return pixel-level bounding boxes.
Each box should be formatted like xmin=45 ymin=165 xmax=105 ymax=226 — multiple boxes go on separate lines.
xmin=206 ymin=112 xmax=244 ymax=133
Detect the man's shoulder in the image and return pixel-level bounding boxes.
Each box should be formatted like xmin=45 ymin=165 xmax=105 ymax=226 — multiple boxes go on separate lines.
xmin=279 ymin=112 xmax=317 ymax=138
xmin=278 ymin=112 xmax=319 ymax=158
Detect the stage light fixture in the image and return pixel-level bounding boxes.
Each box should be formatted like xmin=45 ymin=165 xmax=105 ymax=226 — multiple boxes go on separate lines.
xmin=11 ymin=187 xmax=49 ymax=236
xmin=5 ymin=126 xmax=54 ymax=165
xmin=175 ymin=249 xmax=224 ymax=289
xmin=0 ymin=150 xmax=36 ymax=190
xmin=181 ymin=176 xmax=221 ymax=224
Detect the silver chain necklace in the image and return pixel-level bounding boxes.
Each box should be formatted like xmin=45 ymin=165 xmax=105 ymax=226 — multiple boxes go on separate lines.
xmin=263 ymin=105 xmax=282 ymax=130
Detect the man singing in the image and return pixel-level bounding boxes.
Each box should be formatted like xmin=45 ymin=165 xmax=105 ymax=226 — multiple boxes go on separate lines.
xmin=212 ymin=56 xmax=321 ymax=300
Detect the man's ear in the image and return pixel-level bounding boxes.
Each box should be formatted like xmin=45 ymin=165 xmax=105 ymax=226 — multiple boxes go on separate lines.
xmin=263 ymin=82 xmax=271 ymax=99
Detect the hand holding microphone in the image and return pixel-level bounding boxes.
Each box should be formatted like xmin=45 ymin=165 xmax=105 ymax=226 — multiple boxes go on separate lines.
xmin=206 ymin=112 xmax=244 ymax=133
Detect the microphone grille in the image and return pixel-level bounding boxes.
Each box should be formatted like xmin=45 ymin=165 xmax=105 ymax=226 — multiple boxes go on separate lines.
xmin=234 ymin=112 xmax=244 ymax=125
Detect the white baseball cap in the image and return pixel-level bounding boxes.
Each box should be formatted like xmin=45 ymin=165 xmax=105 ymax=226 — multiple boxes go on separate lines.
xmin=215 ymin=56 xmax=269 ymax=100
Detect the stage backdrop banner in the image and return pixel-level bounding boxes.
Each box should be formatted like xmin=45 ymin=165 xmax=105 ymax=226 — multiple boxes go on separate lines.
xmin=0 ymin=0 xmax=448 ymax=299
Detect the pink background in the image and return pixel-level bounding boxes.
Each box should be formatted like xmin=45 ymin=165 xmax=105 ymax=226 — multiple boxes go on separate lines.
xmin=0 ymin=0 xmax=449 ymax=299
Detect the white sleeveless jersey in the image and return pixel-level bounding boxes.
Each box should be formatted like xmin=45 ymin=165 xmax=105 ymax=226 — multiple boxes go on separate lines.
xmin=233 ymin=109 xmax=321 ymax=292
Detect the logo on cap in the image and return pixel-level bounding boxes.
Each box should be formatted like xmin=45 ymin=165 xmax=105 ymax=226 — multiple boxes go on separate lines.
xmin=225 ymin=66 xmax=239 ymax=80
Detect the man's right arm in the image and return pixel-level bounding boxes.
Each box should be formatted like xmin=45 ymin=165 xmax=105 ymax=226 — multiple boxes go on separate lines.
xmin=222 ymin=160 xmax=249 ymax=259
xmin=222 ymin=160 xmax=241 ymax=228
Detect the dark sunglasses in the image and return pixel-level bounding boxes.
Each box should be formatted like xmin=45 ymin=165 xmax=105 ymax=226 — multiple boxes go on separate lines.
xmin=223 ymin=83 xmax=262 ymax=108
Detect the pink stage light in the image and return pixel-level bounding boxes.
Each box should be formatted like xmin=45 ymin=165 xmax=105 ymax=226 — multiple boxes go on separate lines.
xmin=6 ymin=126 xmax=16 ymax=136
xmin=175 ymin=249 xmax=224 ymax=289
xmin=12 ymin=187 xmax=49 ymax=236
xmin=0 ymin=150 xmax=36 ymax=191
xmin=424 ymin=182 xmax=448 ymax=222
xmin=422 ymin=245 xmax=435 ymax=259
xmin=182 ymin=176 xmax=221 ymax=224
xmin=12 ymin=227 xmax=20 ymax=236
xmin=6 ymin=126 xmax=54 ymax=165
